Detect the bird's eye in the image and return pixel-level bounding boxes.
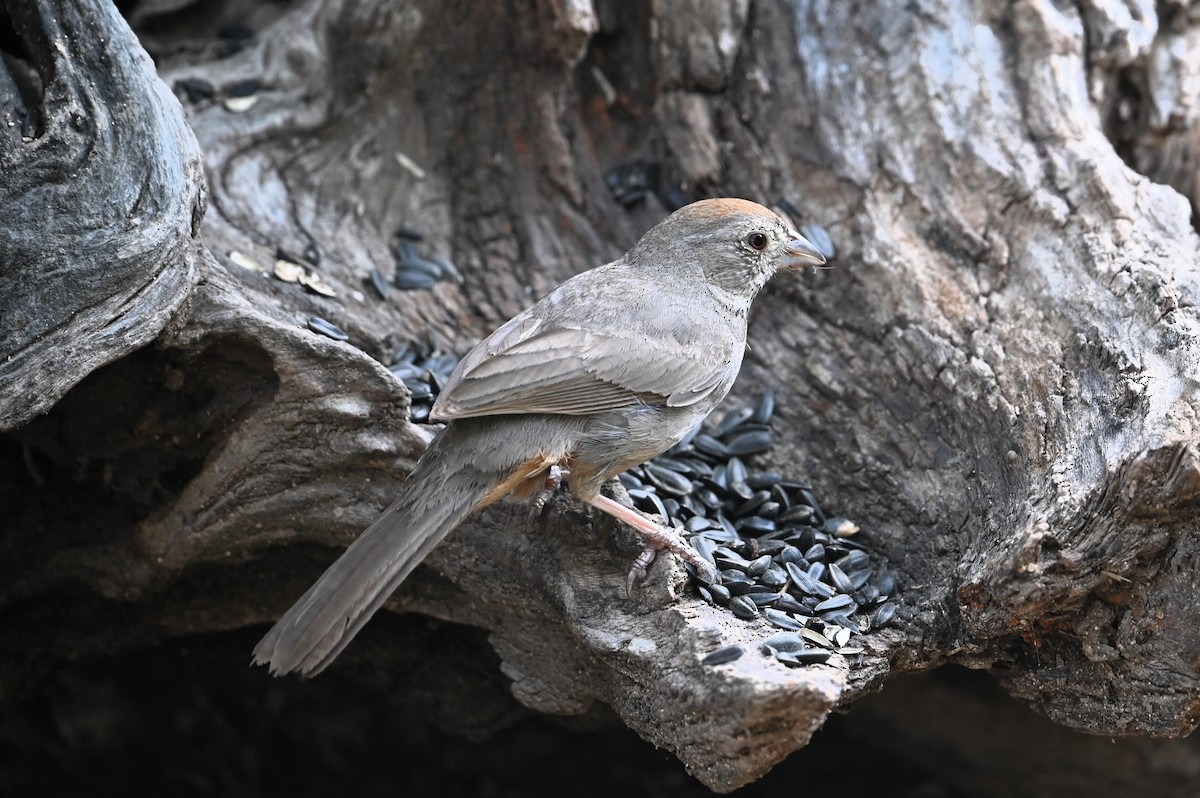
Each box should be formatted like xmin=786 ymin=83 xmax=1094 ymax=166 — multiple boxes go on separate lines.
xmin=745 ymin=232 xmax=769 ymax=251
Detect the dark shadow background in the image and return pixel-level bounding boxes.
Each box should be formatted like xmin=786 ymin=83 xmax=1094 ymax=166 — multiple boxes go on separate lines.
xmin=3 ymin=619 xmax=1195 ymax=797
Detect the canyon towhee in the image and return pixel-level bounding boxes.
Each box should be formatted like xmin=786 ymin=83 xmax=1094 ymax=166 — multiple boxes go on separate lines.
xmin=254 ymin=198 xmax=826 ymax=676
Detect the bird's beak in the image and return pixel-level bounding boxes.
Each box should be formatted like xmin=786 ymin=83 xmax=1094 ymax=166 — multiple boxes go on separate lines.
xmin=782 ymin=230 xmax=827 ymax=268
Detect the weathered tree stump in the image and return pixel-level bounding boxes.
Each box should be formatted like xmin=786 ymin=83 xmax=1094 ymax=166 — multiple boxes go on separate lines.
xmin=2 ymin=0 xmax=1198 ymax=792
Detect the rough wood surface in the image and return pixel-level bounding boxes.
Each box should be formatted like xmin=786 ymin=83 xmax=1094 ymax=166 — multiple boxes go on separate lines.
xmin=2 ymin=0 xmax=1199 ymax=792
xmin=0 ymin=0 xmax=205 ymax=430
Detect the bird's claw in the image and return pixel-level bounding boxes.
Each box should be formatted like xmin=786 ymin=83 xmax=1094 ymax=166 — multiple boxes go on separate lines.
xmin=626 ymin=546 xmax=656 ymax=595
xmin=529 ymin=464 xmax=571 ymax=521
xmin=623 ymin=522 xmax=720 ymax=594
xmin=586 ymin=493 xmax=720 ymax=590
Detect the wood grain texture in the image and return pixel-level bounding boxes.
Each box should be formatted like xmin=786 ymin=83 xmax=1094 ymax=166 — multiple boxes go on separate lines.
xmin=0 ymin=0 xmax=205 ymax=430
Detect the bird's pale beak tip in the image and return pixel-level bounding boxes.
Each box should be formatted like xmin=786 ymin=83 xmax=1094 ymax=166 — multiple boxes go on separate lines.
xmin=784 ymin=233 xmax=827 ymax=267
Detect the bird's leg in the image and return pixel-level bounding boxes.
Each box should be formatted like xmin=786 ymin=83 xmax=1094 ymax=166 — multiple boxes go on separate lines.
xmin=529 ymin=464 xmax=571 ymax=521
xmin=586 ymin=494 xmax=720 ymax=591
xmin=600 ymin=478 xmax=663 ymax=589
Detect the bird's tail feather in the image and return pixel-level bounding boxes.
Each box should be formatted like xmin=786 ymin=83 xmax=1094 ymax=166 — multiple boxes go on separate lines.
xmin=252 ymin=462 xmax=492 ymax=677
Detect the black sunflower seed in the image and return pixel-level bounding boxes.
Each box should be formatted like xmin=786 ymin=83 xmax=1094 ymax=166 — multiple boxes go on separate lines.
xmin=729 ymin=595 xmax=758 ymax=619
xmin=750 ymin=389 xmax=775 ymax=424
xmin=794 ymin=489 xmax=826 ymax=523
xmin=836 ymin=550 xmax=870 ymax=571
xmin=847 ymin=568 xmax=873 ymax=590
xmin=427 ymin=253 xmax=462 ymax=282
xmin=693 ymin=434 xmax=730 ymax=458
xmin=227 ymin=78 xmax=260 ymax=97
xmin=729 ymin=481 xmax=755 ymax=500
xmin=715 ymin=429 xmax=772 ymax=453
xmin=389 ymin=363 xmax=422 ymax=381
xmin=774 ymin=650 xmax=805 ymax=667
xmin=618 ymin=472 xmax=644 ymax=490
xmin=823 ymin=612 xmax=862 ymax=632
xmin=874 ymin=570 xmax=897 ymax=596
xmin=721 ymin=571 xmax=753 ymax=595
xmin=736 ymin=516 xmax=775 ymax=535
xmin=872 ymin=601 xmax=897 ymax=627
xmin=791 ymin=648 xmax=833 ymax=665
xmin=745 ymin=555 xmax=773 ymax=577
xmin=778 ymin=505 xmax=817 ymax=525
xmin=828 ymin=563 xmax=854 ymax=593
xmin=715 ymin=554 xmax=751 ymax=573
xmin=707 ymin=584 xmax=732 ymax=606
xmin=689 ymin=535 xmax=718 ymax=563
xmin=695 ymin=487 xmax=722 ymax=509
xmin=176 ymin=77 xmax=215 ymax=103
xmin=369 ymin=267 xmax=391 ymax=298
xmin=755 ymin=539 xmax=787 ymax=555
xmin=786 ymin=563 xmax=830 ymax=598
xmin=815 ymin=594 xmax=855 ymax=614
xmin=856 ymin=584 xmax=881 ymax=605
xmin=774 ymin=595 xmax=813 ymax=616
xmin=714 ymin=406 xmax=754 ymax=437
xmin=401 ymin=256 xmax=448 ymax=280
xmin=735 ymin=490 xmax=772 ymax=517
xmin=763 ymin=610 xmax=805 ymax=632
xmin=800 ymin=223 xmax=836 ymax=260
xmin=756 ymin=501 xmax=782 ymax=519
xmin=760 ymin=563 xmax=789 ymax=588
xmin=307 ymin=316 xmax=348 ymax=341
xmin=747 ymin=591 xmax=781 ymax=607
xmin=762 ymin=631 xmax=805 ymax=652
xmin=702 ymin=645 xmax=745 ymax=665
xmin=631 ymin=489 xmax=668 ymax=520
xmin=746 ymin=471 xmax=783 ymax=489
xmin=779 ymin=545 xmax=804 ymax=565
xmin=707 ymin=465 xmax=728 ymax=490
xmin=651 ymin=455 xmax=694 ymax=474
xmin=643 ymin=462 xmax=693 ymax=496
xmin=395 ymin=267 xmax=440 ymax=290
xmin=402 ymin=378 xmax=434 ymax=401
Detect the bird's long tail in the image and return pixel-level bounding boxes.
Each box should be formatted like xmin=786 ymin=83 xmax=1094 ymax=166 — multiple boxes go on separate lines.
xmin=252 ymin=445 xmax=496 ymax=677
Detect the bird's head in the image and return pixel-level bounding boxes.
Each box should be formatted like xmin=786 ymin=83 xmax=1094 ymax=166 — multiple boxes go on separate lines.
xmin=625 ymin=198 xmax=827 ymax=302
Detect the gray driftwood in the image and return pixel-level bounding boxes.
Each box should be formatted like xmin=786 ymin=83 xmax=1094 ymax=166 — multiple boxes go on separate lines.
xmin=2 ymin=0 xmax=1199 ymax=792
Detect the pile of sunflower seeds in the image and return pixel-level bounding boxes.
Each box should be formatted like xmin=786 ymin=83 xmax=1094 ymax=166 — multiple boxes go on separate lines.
xmin=619 ymin=391 xmax=897 ymax=669
xmin=389 ymin=341 xmax=459 ymax=422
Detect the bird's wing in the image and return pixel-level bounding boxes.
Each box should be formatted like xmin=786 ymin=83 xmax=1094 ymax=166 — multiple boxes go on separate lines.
xmin=430 ymin=303 xmax=736 ymax=420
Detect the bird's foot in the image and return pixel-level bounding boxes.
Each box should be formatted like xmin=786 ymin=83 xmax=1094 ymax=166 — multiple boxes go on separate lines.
xmin=530 ymin=464 xmax=571 ymax=521
xmin=586 ymin=493 xmax=720 ymax=591
xmin=627 ymin=545 xmax=657 ymax=594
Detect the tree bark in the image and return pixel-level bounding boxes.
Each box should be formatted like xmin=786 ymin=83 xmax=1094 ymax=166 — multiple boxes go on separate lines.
xmin=2 ymin=0 xmax=1199 ymax=792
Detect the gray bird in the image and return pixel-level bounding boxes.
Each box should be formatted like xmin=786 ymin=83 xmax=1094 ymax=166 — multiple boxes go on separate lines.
xmin=253 ymin=198 xmax=826 ymax=676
